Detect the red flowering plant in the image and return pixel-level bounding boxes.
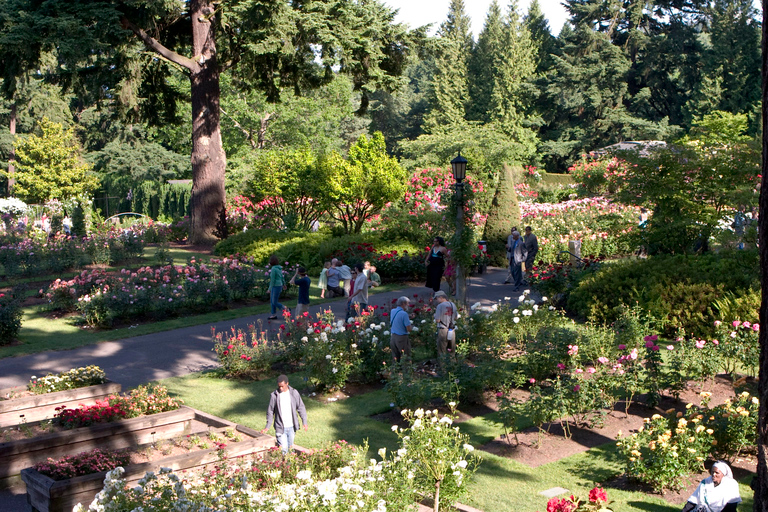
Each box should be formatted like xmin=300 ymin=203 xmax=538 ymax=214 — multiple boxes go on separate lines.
xmin=371 ymin=168 xmax=488 ymax=244
xmin=568 ymin=155 xmax=629 ymax=196
xmin=54 ymin=384 xmax=182 ymax=429
xmin=542 ymin=487 xmax=612 ymax=512
xmin=33 ymin=448 xmax=130 ymax=481
xmin=212 ymin=324 xmax=278 ymax=378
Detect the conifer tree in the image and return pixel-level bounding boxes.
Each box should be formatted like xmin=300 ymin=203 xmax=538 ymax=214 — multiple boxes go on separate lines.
xmin=482 ymin=164 xmax=521 ymax=266
xmin=423 ymin=0 xmax=473 ymax=132
xmin=524 ymin=0 xmax=556 ymax=73
xmin=488 ymin=1 xmax=538 ymax=153
xmin=468 ymin=1 xmax=504 ymax=123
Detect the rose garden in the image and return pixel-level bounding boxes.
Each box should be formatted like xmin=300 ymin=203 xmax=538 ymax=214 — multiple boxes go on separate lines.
xmin=0 ymin=0 xmax=766 ymax=510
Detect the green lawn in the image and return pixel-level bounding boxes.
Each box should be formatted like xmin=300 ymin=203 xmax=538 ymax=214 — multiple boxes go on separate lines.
xmin=160 ymin=372 xmax=755 ymax=512
xmin=0 ymin=283 xmax=402 ymax=359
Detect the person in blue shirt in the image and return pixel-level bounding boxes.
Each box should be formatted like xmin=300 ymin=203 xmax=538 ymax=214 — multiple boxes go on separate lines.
xmin=390 ymin=296 xmax=412 ymax=363
xmin=290 ymin=267 xmax=311 ymax=320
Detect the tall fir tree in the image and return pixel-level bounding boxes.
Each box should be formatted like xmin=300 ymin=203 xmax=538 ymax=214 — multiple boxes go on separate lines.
xmin=487 ymin=1 xmax=538 ymax=152
xmin=524 ymin=0 xmax=557 ymax=74
xmin=423 ymin=0 xmax=473 ymax=132
xmin=468 ymin=1 xmax=504 ymax=123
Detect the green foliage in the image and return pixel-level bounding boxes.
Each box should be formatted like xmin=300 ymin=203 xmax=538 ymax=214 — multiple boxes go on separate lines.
xmin=130 ymin=182 xmax=191 ymax=220
xmin=88 ymin=130 xmax=189 ymax=210
xmin=483 ymin=164 xmax=521 ymax=265
xmin=320 ymin=132 xmax=408 ymax=233
xmin=242 ymin=148 xmax=325 ymax=231
xmin=10 ymin=118 xmax=99 ymax=203
xmin=616 ymin=412 xmax=713 ymax=492
xmin=566 ymin=250 xmax=759 ymax=337
xmin=0 ymin=285 xmax=24 ymax=345
xmin=616 ymin=114 xmax=760 ymax=254
xmin=422 ymin=0 xmax=472 ymax=132
xmin=214 ymin=229 xmax=423 ymax=279
xmin=400 ymin=117 xmax=535 ymax=180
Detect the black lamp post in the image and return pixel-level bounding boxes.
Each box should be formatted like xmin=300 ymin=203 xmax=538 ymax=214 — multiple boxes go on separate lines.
xmin=451 ymin=152 xmax=468 ymax=307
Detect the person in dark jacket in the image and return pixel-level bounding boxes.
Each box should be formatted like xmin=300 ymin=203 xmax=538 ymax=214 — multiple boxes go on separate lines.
xmin=261 ymin=375 xmax=308 ymax=453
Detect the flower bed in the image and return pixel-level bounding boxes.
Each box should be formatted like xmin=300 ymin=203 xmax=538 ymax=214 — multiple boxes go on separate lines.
xmin=21 ymin=411 xmax=274 ymax=512
xmin=0 ymin=227 xmax=145 ymax=279
xmin=28 ymin=366 xmax=107 ymax=395
xmin=0 ymin=380 xmax=121 ymax=429
xmin=0 ymin=406 xmax=195 ymax=489
xmin=74 ymin=405 xmax=479 ymax=512
xmin=44 ymin=257 xmax=298 ymax=327
xmin=520 ymin=197 xmax=639 ymax=263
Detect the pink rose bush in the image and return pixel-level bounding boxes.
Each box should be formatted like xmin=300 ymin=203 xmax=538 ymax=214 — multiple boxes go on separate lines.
xmin=44 ymin=257 xmax=299 ymax=327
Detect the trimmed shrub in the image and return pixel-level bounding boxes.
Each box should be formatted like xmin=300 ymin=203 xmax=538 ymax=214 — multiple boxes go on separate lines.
xmin=214 ymin=230 xmax=424 ymax=280
xmin=567 ymin=250 xmax=759 ymax=337
xmin=482 ymin=164 xmax=521 ymax=266
xmin=0 ymin=285 xmax=24 ymax=345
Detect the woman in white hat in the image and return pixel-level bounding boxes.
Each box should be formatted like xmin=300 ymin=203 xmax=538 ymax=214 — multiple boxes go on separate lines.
xmin=682 ymin=461 xmax=741 ymax=512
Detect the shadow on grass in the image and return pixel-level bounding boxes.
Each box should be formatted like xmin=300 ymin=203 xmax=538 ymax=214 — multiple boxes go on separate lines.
xmin=626 ymin=501 xmax=679 ymax=512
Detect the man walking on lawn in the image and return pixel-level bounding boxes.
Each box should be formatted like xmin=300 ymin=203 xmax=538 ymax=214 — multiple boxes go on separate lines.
xmin=262 ymin=375 xmax=308 ymax=453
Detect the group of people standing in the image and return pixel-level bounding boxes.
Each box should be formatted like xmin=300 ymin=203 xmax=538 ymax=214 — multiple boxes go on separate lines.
xmin=505 ymin=226 xmax=538 ymax=289
xmin=268 ymin=256 xmax=382 ymax=320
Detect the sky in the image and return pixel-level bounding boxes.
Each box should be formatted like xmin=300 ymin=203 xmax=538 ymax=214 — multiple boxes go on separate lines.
xmin=382 ymin=0 xmax=569 ymax=38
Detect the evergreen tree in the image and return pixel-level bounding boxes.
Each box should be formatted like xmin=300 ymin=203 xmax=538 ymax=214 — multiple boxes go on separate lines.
xmin=468 ymin=1 xmax=505 ymax=122
xmin=482 ymin=164 xmax=521 ymax=266
xmin=524 ymin=0 xmax=557 ymax=74
xmin=538 ymin=27 xmax=673 ymax=171
xmin=423 ymin=0 xmax=473 ymax=132
xmin=487 ymin=1 xmax=538 ymax=154
xmin=701 ymin=0 xmax=760 ymax=119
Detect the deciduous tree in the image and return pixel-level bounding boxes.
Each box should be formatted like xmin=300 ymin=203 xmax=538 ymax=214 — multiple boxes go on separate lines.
xmin=10 ymin=118 xmax=98 ymax=203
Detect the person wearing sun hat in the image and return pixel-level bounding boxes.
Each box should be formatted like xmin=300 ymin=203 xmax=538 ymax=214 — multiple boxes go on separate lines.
xmin=682 ymin=461 xmax=741 ymax=512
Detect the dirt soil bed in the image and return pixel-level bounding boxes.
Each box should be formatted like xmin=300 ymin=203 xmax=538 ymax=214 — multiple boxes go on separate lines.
xmin=479 ymin=376 xmax=750 ymax=469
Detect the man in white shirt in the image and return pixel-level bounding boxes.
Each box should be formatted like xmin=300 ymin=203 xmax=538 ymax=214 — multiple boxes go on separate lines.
xmin=346 ymin=263 xmax=369 ymax=318
xmin=261 ymin=375 xmax=308 ymax=454
xmin=337 ymin=259 xmax=353 ymax=296
xmin=433 ymin=290 xmax=458 ymax=357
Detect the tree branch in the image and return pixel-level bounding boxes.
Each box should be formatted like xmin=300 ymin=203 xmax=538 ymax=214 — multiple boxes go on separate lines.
xmin=220 ymin=107 xmax=257 ymax=150
xmin=121 ymin=17 xmax=199 ymax=73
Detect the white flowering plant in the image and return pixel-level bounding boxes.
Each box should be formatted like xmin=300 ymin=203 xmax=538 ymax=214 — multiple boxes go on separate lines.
xmin=28 ymin=365 xmax=107 ymax=395
xmin=75 ymin=439 xmax=421 ymax=512
xmin=394 ymin=404 xmax=479 ymax=512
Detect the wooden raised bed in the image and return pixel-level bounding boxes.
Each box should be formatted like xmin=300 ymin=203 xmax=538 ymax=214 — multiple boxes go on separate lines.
xmin=21 ymin=411 xmax=274 ymax=512
xmin=0 ymin=382 xmax=122 ymax=428
xmin=1 ymin=405 xmax=195 ymax=489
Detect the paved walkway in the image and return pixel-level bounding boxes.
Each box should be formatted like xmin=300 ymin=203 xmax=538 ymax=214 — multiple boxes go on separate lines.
xmin=0 ymin=266 xmax=540 ymax=511
xmin=0 ymin=267 xmax=535 ymax=390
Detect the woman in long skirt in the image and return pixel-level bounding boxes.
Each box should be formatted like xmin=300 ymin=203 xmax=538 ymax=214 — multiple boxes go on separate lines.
xmin=425 ymin=236 xmax=447 ymax=293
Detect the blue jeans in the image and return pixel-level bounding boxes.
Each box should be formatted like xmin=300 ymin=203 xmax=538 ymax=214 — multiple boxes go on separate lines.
xmin=510 ymin=261 xmax=523 ymax=287
xmin=270 ymin=286 xmax=285 ymax=315
xmin=277 ymin=428 xmax=295 ymax=453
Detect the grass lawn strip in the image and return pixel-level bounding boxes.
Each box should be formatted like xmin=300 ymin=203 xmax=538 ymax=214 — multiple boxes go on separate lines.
xmin=160 ymin=372 xmax=754 ymax=512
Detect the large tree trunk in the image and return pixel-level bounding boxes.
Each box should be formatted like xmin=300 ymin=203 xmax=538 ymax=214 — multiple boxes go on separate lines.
xmin=756 ymin=2 xmax=768 ymax=510
xmin=188 ymin=0 xmax=226 ymax=245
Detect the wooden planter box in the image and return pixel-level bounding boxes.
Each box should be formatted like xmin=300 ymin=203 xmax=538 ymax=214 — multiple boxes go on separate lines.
xmin=21 ymin=413 xmax=274 ymax=512
xmin=0 ymin=382 xmax=122 ymax=428
xmin=1 ymin=405 xmax=195 ymax=489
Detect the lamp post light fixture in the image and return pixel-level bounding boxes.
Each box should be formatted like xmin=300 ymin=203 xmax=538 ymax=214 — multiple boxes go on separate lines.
xmin=450 ymin=152 xmax=468 ymax=308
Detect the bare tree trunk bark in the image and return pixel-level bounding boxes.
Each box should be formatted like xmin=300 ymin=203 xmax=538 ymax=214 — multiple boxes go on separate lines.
xmin=756 ymin=3 xmax=768 ymax=510
xmin=7 ymin=102 xmax=15 ymax=194
xmin=189 ymin=0 xmax=226 ymax=245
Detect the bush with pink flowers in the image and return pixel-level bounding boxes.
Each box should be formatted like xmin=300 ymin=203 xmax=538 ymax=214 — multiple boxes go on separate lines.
xmin=44 ymin=257 xmax=299 ymax=327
